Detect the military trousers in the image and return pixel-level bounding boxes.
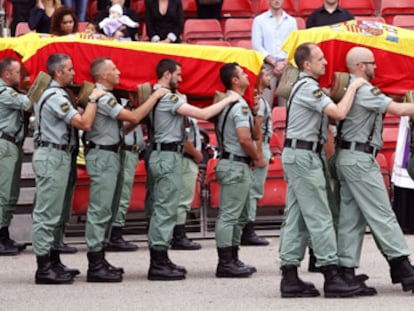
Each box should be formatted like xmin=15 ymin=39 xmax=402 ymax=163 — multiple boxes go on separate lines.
xmin=32 ymin=147 xmax=71 ymax=255
xmin=336 ymin=149 xmax=411 ymax=268
xmin=248 ymin=141 xmax=271 ymax=222
xmin=85 ymin=149 xmax=123 ymax=252
xmin=113 ymin=150 xmax=139 ymax=227
xmin=279 ymin=148 xmax=338 ymax=267
xmin=147 ymin=150 xmax=183 ymax=250
xmin=177 ymin=157 xmax=199 ymax=225
xmin=0 ymin=139 xmax=22 ymax=228
xmin=215 ymin=159 xmax=252 ymax=248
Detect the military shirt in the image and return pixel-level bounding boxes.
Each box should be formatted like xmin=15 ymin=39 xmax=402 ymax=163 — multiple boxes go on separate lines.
xmin=285 ymin=72 xmax=332 ymax=144
xmin=257 ymin=96 xmax=272 ymax=140
xmin=339 ymin=74 xmax=392 ymax=150
xmin=33 ymin=80 xmax=78 ymax=146
xmin=150 ymin=84 xmax=186 ymax=144
xmin=85 ymin=82 xmax=124 ymax=145
xmin=125 ymin=124 xmax=145 ymax=150
xmin=187 ymin=117 xmax=201 ymax=152
xmin=0 ymin=79 xmax=30 ymax=143
xmin=216 ymin=90 xmax=252 ymax=157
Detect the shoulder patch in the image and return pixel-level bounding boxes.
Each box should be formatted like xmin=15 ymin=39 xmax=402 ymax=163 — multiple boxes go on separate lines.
xmin=9 ymin=90 xmax=18 ymax=97
xmin=313 ymin=89 xmax=323 ymax=99
xmin=370 ymin=87 xmax=381 ymax=96
xmin=241 ymin=106 xmax=250 ymax=115
xmin=169 ymin=94 xmax=179 ymax=103
xmin=107 ymin=98 xmax=117 ymax=108
xmin=60 ymin=102 xmax=70 ymax=112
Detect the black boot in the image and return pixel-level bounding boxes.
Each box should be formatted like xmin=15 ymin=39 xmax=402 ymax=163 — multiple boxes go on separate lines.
xmin=240 ymin=222 xmax=269 ymax=246
xmin=388 ymin=256 xmax=414 ymax=291
xmin=35 ymin=254 xmax=73 ymax=284
xmin=103 ymin=257 xmax=125 ymax=274
xmin=0 ymin=227 xmax=22 ymax=256
xmin=56 ymin=243 xmax=78 ymax=254
xmin=340 ymin=267 xmax=377 ymax=296
xmin=280 ymin=265 xmax=320 ymax=298
xmin=231 ymin=246 xmax=257 ymax=274
xmin=105 ymin=226 xmax=138 ymax=252
xmin=87 ymin=251 xmax=122 ymax=282
xmin=322 ymin=265 xmax=363 ymax=298
xmin=216 ymin=247 xmax=252 ymax=278
xmin=50 ymin=249 xmax=80 ymax=277
xmin=147 ymin=248 xmax=186 ymax=281
xmin=171 ymin=225 xmax=201 ymax=250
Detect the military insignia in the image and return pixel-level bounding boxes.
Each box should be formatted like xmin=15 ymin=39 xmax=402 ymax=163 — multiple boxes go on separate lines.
xmin=10 ymin=90 xmax=18 ymax=97
xmin=370 ymin=87 xmax=381 ymax=96
xmin=107 ymin=98 xmax=117 ymax=107
xmin=242 ymin=107 xmax=250 ymax=115
xmin=60 ymin=102 xmax=70 ymax=112
xmin=170 ymin=94 xmax=179 ymax=103
xmin=313 ymin=89 xmax=323 ymax=98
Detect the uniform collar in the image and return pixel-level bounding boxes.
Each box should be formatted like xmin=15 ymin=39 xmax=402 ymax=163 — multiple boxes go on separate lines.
xmin=0 ymin=78 xmax=7 ymax=86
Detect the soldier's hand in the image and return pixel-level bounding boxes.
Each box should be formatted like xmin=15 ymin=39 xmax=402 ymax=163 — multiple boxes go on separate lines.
xmin=90 ymin=88 xmax=106 ymax=100
xmin=153 ymin=87 xmax=169 ymax=98
xmin=254 ymin=157 xmax=267 ymax=169
xmin=350 ymin=77 xmax=368 ymax=89
xmin=227 ymin=92 xmax=241 ymax=103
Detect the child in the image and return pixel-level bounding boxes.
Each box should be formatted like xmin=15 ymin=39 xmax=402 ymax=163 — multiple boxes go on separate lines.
xmin=98 ymin=4 xmax=139 ymax=41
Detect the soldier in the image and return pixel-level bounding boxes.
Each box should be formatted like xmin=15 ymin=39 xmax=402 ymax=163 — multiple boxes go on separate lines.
xmin=105 ymin=119 xmax=144 ymax=252
xmin=241 ymin=66 xmax=272 ymax=246
xmin=32 ymin=53 xmax=106 ymax=284
xmin=147 ymin=58 xmax=240 ymax=281
xmin=0 ymin=57 xmax=29 ymax=256
xmin=278 ymin=42 xmax=367 ymax=298
xmin=171 ymin=117 xmax=203 ymax=250
xmin=213 ymin=62 xmax=259 ymax=278
xmin=336 ymin=46 xmax=414 ymax=293
xmin=84 ymin=57 xmax=168 ymax=283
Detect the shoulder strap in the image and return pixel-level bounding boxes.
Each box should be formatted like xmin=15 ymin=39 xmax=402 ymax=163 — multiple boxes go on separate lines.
xmin=216 ymin=101 xmax=238 ymax=154
xmin=36 ymin=90 xmax=56 ymax=143
xmin=285 ymin=77 xmax=309 ymax=134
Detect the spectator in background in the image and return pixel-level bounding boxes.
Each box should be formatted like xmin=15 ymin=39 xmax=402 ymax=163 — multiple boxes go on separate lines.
xmin=98 ymin=3 xmax=138 ymax=40
xmin=10 ymin=0 xmax=36 ymax=36
xmin=95 ymin=0 xmax=139 ymax=41
xmin=145 ymin=0 xmax=184 ymax=43
xmin=29 ymin=0 xmax=61 ymax=33
xmin=50 ymin=5 xmax=78 ymax=35
xmin=306 ymin=0 xmax=354 ymax=28
xmin=252 ymin=0 xmax=297 ymax=107
xmin=61 ymin=0 xmax=88 ymax=22
xmin=195 ymin=0 xmax=223 ymax=20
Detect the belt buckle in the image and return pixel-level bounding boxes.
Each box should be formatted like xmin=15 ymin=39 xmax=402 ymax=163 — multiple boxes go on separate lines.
xmin=131 ymin=143 xmax=139 ymax=153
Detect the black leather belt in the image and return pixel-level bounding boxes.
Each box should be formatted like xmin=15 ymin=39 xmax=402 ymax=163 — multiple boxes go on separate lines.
xmin=152 ymin=142 xmax=183 ymax=153
xmin=37 ymin=141 xmax=74 ymax=152
xmin=284 ymin=138 xmax=322 ymax=153
xmin=339 ymin=140 xmax=378 ymax=156
xmin=221 ymin=151 xmax=251 ymax=165
xmin=123 ymin=144 xmax=140 ymax=153
xmin=0 ymin=132 xmax=18 ymax=145
xmin=88 ymin=142 xmax=120 ymax=153
xmin=183 ymin=153 xmax=194 ymax=160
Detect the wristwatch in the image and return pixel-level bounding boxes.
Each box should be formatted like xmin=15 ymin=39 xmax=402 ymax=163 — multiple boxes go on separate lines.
xmin=88 ymin=96 xmax=98 ymax=103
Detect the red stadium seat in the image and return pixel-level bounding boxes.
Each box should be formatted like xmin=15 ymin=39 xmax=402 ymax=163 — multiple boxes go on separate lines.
xmin=380 ymin=0 xmax=414 ymax=24
xmin=78 ymin=22 xmax=88 ymax=32
xmin=339 ymin=0 xmax=375 ymax=16
xmin=392 ymin=15 xmax=414 ymax=30
xmin=257 ymin=155 xmax=286 ymax=208
xmin=222 ymin=0 xmax=254 ymax=18
xmin=295 ymin=16 xmax=306 ymax=29
xmin=272 ymin=106 xmax=287 ymax=142
xmin=253 ymin=0 xmax=297 ymax=16
xmin=130 ymin=0 xmax=145 ymax=20
xmin=183 ymin=19 xmax=224 ymax=43
xmin=376 ymin=153 xmax=391 ymax=198
xmin=223 ymin=18 xmax=253 ymax=43
xmin=379 ymin=126 xmax=399 ymax=172
xmin=383 ymin=112 xmax=400 ymax=128
xmin=191 ymin=40 xmax=231 ymax=46
xmin=72 ymin=166 xmax=90 ymax=214
xmin=182 ymin=0 xmax=198 ymax=18
xmin=297 ymin=0 xmax=324 ymax=17
xmin=355 ymin=16 xmax=385 ymax=23
xmin=269 ymin=132 xmax=283 ymax=155
xmin=205 ymin=158 xmax=220 ymax=209
xmin=232 ymin=39 xmax=252 ymax=49
xmin=129 ymin=160 xmax=147 ymax=211
xmin=15 ymin=22 xmax=31 ymax=36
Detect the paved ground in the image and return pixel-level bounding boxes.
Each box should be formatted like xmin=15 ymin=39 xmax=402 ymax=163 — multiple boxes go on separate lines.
xmin=1 ymin=234 xmax=414 ymax=311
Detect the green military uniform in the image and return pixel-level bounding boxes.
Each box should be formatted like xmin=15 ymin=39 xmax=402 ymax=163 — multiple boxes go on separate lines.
xmin=279 ymin=73 xmax=339 ymax=268
xmin=215 ymin=91 xmax=253 ymax=248
xmin=0 ymin=79 xmax=29 ymax=249
xmin=84 ymin=82 xmax=124 ymax=252
xmin=113 ymin=125 xmax=144 ymax=227
xmin=32 ymin=81 xmax=79 ymax=256
xmin=147 ymin=85 xmax=186 ymax=251
xmin=248 ymin=96 xmax=272 ymax=221
xmin=336 ymin=75 xmax=411 ymax=268
xmin=177 ymin=117 xmax=201 ymax=225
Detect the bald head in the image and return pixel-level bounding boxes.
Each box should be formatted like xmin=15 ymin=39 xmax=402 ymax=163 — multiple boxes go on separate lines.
xmin=346 ymin=47 xmax=374 ymax=73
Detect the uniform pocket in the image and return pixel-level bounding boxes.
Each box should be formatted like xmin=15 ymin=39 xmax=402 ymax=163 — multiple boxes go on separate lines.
xmin=215 ymin=161 xmax=243 ymax=184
